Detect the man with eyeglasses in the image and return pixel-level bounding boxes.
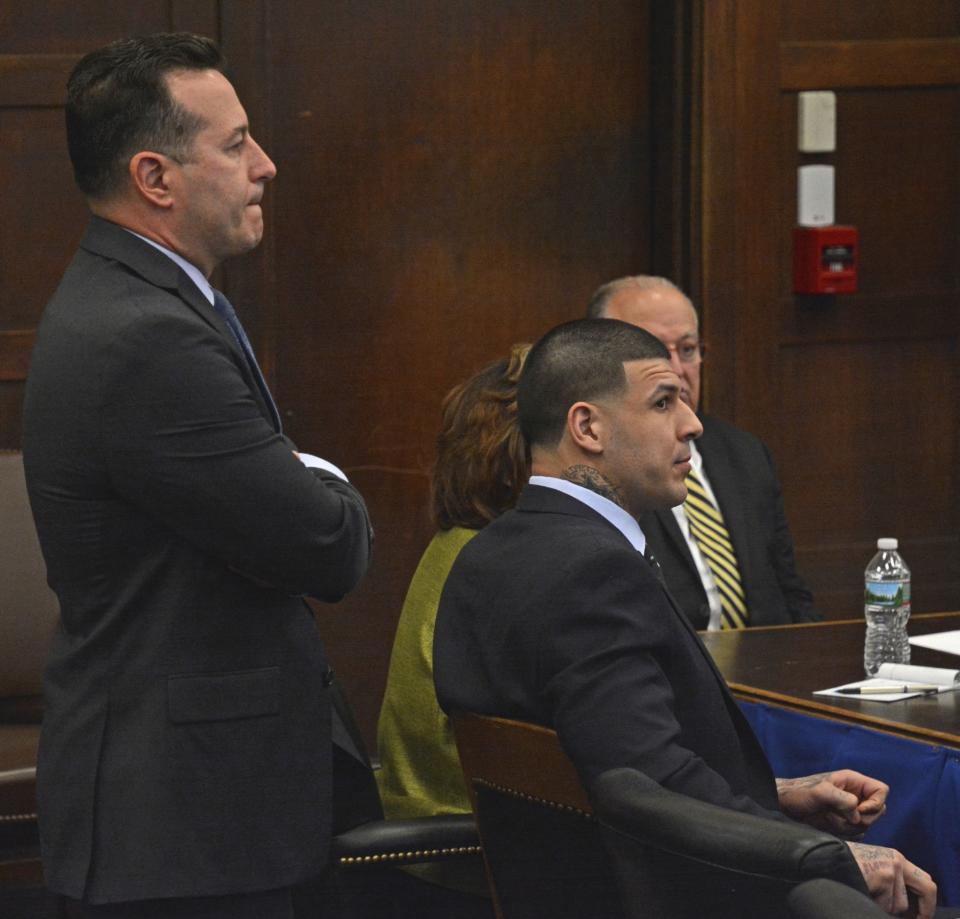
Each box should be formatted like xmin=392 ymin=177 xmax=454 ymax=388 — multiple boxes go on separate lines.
xmin=587 ymin=276 xmax=818 ymax=630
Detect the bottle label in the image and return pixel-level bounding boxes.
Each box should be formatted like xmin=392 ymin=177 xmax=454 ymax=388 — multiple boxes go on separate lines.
xmin=864 ymin=581 xmax=911 ymax=607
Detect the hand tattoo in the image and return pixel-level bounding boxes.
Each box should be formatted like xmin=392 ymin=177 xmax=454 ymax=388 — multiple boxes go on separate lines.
xmin=776 ymin=772 xmax=831 ymax=791
xmin=847 ymin=842 xmax=895 ymax=875
xmin=561 ymin=465 xmax=625 ymax=508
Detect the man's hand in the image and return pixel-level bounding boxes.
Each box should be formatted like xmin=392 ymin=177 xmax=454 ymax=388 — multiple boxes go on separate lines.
xmin=848 ymin=841 xmax=936 ymax=918
xmin=776 ymin=770 xmax=888 ymax=836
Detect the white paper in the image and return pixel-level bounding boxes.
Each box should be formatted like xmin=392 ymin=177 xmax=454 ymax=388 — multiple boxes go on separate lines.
xmin=909 ymin=630 xmax=960 ymax=657
xmin=875 ymin=662 xmax=960 ymax=686
xmin=815 ymin=663 xmax=959 ymax=703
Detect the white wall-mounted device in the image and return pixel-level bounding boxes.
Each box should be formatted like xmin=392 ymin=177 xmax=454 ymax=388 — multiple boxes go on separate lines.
xmin=798 ymin=91 xmax=837 ymax=153
xmin=797 ymin=164 xmax=835 ymax=227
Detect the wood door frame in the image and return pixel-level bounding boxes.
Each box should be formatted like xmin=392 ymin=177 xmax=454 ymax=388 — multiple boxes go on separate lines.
xmin=695 ymin=0 xmax=960 ymax=615
xmin=696 ymin=0 xmax=783 ymax=431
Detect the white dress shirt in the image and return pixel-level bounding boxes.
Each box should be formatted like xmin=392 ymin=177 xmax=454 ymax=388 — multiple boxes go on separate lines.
xmin=670 ymin=440 xmax=724 ymax=630
xmin=529 ymin=475 xmax=647 ymax=554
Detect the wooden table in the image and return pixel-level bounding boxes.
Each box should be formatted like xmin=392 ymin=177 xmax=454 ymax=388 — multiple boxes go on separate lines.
xmin=702 ymin=611 xmax=960 ymax=749
xmin=702 ymin=612 xmax=960 ymax=904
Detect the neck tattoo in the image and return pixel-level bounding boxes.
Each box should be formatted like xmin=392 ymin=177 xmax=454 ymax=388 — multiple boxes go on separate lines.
xmin=561 ymin=465 xmax=625 ymax=509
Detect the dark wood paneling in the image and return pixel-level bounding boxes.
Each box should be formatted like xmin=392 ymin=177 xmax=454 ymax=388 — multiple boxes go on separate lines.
xmin=261 ymin=0 xmax=656 ymax=742
xmin=650 ymin=1 xmax=697 ymax=285
xmin=799 ymin=539 xmax=960 ymax=621
xmin=834 ymin=88 xmax=959 ymax=296
xmin=781 ymin=293 xmax=959 ymax=345
xmin=696 ymin=1 xmax=736 ymax=419
xmin=0 ymin=331 xmax=34 ymax=381
xmin=0 ymin=2 xmax=222 ymax=448
xmin=781 ymin=1 xmax=960 ymax=43
xmin=698 ymin=1 xmax=783 ymax=431
xmin=700 ymin=0 xmax=960 ymax=621
xmin=0 ymin=55 xmax=79 ymax=106
xmin=781 ymin=39 xmax=960 ymax=90
xmin=780 ymin=333 xmax=960 ymax=617
xmin=779 ymin=338 xmax=956 ymax=541
xmin=775 ymin=81 xmax=959 ymax=616
xmin=0 ymin=384 xmax=24 ymax=445
xmin=169 ymin=1 xmax=219 ymax=36
xmin=0 ymin=106 xmax=87 ymax=328
xmin=0 ymin=3 xmax=218 ymax=51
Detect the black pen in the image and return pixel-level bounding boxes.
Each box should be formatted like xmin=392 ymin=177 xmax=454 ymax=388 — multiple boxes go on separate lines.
xmin=836 ymin=684 xmax=939 ymax=696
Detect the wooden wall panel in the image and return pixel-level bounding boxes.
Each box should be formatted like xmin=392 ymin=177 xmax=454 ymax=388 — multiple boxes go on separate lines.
xmin=780 ymin=1 xmax=959 ymax=42
xmin=834 ymin=89 xmax=959 ymax=296
xmin=0 ymin=2 xmax=220 ymax=445
xmin=779 ymin=339 xmax=958 ymax=612
xmin=2 ymin=0 xmax=955 ymax=748
xmin=698 ymin=1 xmax=783 ymax=428
xmin=781 ymin=39 xmax=960 ymax=90
xmin=0 ymin=8 xmax=172 ymax=52
xmin=700 ymin=0 xmax=960 ymax=620
xmin=0 ymin=108 xmax=87 ymax=327
xmin=0 ymin=0 xmax=661 ymax=748
xmin=256 ymin=0 xmax=657 ymax=742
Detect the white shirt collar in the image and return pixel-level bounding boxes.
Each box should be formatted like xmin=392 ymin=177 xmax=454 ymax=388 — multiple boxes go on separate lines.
xmin=688 ymin=438 xmax=703 ymax=475
xmin=529 ymin=475 xmax=647 ymax=554
xmin=127 ymin=230 xmax=214 ymax=305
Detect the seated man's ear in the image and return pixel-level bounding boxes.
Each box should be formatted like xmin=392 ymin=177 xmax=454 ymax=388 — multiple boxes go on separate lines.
xmin=567 ymin=402 xmax=605 ymax=455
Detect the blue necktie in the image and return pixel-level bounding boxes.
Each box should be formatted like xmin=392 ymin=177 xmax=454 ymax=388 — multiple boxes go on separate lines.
xmin=212 ymin=289 xmax=282 ymax=432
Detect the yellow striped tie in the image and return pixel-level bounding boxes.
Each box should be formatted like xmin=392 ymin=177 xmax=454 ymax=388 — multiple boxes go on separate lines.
xmin=684 ymin=469 xmax=748 ymax=629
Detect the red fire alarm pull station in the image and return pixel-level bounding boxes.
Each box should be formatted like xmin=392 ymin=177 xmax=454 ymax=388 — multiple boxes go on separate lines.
xmin=793 ymin=225 xmax=858 ymax=294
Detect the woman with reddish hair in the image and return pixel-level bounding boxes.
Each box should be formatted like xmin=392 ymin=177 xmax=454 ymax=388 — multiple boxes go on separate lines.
xmin=376 ymin=344 xmax=529 ymax=911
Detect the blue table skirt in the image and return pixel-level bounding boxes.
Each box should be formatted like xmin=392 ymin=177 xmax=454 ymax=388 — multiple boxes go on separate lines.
xmin=740 ymin=701 xmax=960 ymax=906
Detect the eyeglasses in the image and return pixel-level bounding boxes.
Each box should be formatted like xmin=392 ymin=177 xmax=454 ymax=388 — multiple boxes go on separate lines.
xmin=666 ymin=341 xmax=706 ymax=365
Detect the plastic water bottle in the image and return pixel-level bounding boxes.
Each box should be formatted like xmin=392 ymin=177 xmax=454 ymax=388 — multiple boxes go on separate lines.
xmin=863 ymin=538 xmax=911 ymax=677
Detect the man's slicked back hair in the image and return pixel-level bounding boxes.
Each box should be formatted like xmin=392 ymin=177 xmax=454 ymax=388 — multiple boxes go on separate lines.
xmin=518 ymin=318 xmax=670 ymax=448
xmin=66 ymin=32 xmax=225 ymax=199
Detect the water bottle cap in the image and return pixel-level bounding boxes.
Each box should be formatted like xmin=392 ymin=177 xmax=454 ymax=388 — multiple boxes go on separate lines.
xmin=877 ymin=538 xmax=898 ymax=550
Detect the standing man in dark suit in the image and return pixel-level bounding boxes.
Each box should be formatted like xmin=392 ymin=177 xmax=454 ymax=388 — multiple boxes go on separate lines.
xmin=22 ymin=34 xmax=373 ymax=918
xmin=434 ymin=319 xmax=935 ymax=918
xmin=588 ymin=276 xmax=818 ymax=630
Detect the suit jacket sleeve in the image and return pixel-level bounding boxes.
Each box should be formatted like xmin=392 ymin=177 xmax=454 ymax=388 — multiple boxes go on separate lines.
xmin=536 ymin=539 xmax=784 ymax=822
xmin=100 ymin=301 xmax=371 ymax=601
xmin=761 ymin=440 xmax=817 ymax=623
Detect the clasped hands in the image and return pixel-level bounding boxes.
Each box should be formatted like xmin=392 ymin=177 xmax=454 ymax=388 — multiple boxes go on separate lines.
xmin=777 ymin=770 xmax=936 ymax=918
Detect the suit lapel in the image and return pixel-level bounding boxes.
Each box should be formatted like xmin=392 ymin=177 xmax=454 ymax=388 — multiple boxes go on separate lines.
xmin=656 ymin=563 xmax=738 ymax=694
xmin=172 ymin=275 xmax=255 ymax=384
xmin=519 ymin=482 xmax=775 ymax=798
xmin=650 ymin=507 xmax=699 ymax=573
xmin=181 ymin=282 xmax=280 ymax=433
xmin=656 ymin=562 xmax=772 ymax=778
xmin=80 ymin=218 xmax=279 ymax=432
xmin=521 ymin=485 xmax=730 ymax=689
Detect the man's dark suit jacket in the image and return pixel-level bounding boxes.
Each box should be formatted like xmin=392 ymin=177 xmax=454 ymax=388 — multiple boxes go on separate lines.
xmin=640 ymin=414 xmax=818 ymax=630
xmin=434 ymin=484 xmax=783 ymax=819
xmin=22 ymin=218 xmax=373 ymax=904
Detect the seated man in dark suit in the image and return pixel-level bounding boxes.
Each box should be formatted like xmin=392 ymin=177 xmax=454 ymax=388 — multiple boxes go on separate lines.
xmin=434 ymin=318 xmax=935 ymax=918
xmin=588 ymin=276 xmax=817 ymax=630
